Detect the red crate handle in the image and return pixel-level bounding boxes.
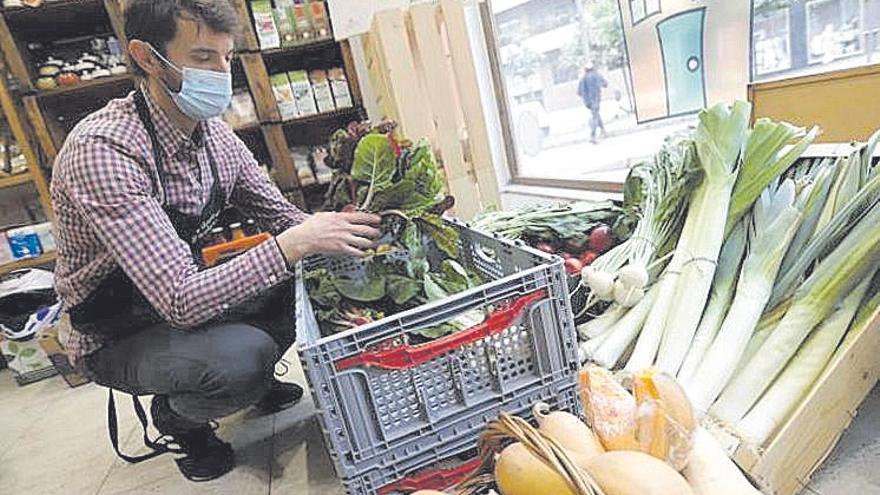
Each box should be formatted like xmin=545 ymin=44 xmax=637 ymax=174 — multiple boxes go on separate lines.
xmin=376 ymin=457 xmax=482 ymax=495
xmin=335 ymin=290 xmax=547 ymax=371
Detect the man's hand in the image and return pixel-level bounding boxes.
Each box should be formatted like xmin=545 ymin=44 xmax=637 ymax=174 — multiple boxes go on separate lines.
xmin=276 ymin=212 xmax=382 ymax=263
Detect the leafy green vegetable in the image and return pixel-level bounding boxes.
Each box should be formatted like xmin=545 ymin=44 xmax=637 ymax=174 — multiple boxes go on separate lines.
xmin=386 ymin=275 xmax=421 ymax=305
xmin=419 ymin=214 xmax=459 ymax=258
xmin=334 ymin=276 xmax=386 ymax=302
xmin=352 ymin=134 xmax=397 ymax=210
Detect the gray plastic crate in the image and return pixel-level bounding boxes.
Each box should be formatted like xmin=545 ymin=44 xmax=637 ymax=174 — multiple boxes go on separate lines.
xmin=342 ymin=380 xmax=582 ymax=495
xmin=296 ymin=219 xmax=580 ymax=479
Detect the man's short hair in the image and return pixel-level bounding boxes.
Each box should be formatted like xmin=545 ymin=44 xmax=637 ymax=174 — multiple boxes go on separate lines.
xmin=124 ymin=0 xmax=240 ymax=76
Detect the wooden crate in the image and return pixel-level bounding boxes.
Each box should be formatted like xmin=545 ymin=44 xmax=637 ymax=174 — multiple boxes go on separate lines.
xmin=706 ymin=142 xmax=880 ymax=494
xmin=359 ymin=1 xmax=501 ymax=220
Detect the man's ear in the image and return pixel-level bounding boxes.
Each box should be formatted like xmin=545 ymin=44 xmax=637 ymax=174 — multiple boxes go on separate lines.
xmin=129 ymin=39 xmax=161 ymax=77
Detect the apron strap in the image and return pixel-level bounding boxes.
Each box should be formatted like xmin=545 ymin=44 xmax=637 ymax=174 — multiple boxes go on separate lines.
xmin=106 ymin=389 xmax=176 ymax=464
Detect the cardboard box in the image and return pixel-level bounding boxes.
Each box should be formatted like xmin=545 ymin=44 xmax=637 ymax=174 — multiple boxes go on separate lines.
xmin=251 ymin=0 xmax=281 ymax=49
xmin=271 ymin=73 xmax=300 ymax=120
xmin=309 ymin=69 xmax=336 ymax=113
xmin=288 ymin=70 xmax=318 ymax=116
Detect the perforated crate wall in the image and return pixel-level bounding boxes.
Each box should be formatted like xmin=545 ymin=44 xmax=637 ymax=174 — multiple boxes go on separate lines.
xmin=296 ymin=219 xmax=580 ymax=480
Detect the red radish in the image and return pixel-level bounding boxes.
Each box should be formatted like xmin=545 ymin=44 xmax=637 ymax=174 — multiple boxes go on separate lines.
xmin=564 ymin=258 xmax=583 ymax=275
xmin=580 ymin=251 xmax=599 ymax=266
xmin=561 ymin=252 xmax=574 ymax=260
xmin=535 ymin=242 xmax=555 ymax=254
xmin=589 ymin=225 xmax=613 ymax=253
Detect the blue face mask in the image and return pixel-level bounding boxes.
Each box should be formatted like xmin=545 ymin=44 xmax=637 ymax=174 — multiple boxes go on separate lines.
xmin=150 ymin=46 xmax=232 ymax=121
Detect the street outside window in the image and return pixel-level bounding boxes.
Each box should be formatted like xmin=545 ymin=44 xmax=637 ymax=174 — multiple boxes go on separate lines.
xmin=483 ymin=0 xmax=880 ymax=190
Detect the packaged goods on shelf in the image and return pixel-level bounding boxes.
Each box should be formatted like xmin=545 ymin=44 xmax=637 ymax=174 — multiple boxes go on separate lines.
xmin=6 ymin=226 xmax=42 ymax=260
xmin=32 ymin=223 xmax=54 ymax=253
xmin=271 ymin=73 xmax=300 ymax=120
xmin=251 ymin=0 xmax=281 ymax=49
xmin=0 ymin=233 xmax=12 ymax=265
xmin=291 ymin=2 xmax=314 ymax=43
xmin=223 ymin=88 xmax=259 ymax=129
xmin=309 ymin=1 xmax=332 ymax=40
xmin=31 ymin=37 xmax=126 ymax=90
xmin=289 ymin=70 xmax=318 ymax=116
xmin=311 ymin=146 xmax=332 ymax=184
xmin=328 ymin=67 xmax=353 ymax=109
xmin=290 ymin=146 xmax=317 ymax=186
xmin=309 ymin=69 xmax=336 ymax=113
xmin=274 ymin=5 xmax=297 ymax=47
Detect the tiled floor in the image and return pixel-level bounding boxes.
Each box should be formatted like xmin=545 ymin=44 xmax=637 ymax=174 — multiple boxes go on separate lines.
xmin=2 ymin=350 xmax=879 ymax=495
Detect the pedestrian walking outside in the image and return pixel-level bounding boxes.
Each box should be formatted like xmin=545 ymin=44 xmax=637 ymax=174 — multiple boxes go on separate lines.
xmin=578 ymin=62 xmax=608 ymax=144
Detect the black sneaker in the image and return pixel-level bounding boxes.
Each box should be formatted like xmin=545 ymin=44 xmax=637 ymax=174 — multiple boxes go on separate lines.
xmin=255 ymin=379 xmax=304 ymax=414
xmin=150 ymin=396 xmax=235 ymax=482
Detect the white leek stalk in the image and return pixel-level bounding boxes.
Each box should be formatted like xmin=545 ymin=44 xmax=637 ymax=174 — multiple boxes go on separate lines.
xmin=778 ymin=161 xmax=836 ymax=278
xmin=725 ymin=121 xmax=817 ymax=234
xmin=654 ymin=102 xmax=751 ymax=374
xmin=686 ymin=181 xmax=802 ymax=412
xmin=677 ymin=221 xmax=748 ymax=383
xmin=770 ymin=145 xmax=880 ymax=310
xmin=712 ymin=199 xmax=880 ymax=424
xmin=736 ymin=275 xmax=872 ymax=444
xmin=577 ymin=304 xmax=625 ymax=340
xmin=592 ymin=285 xmax=659 ymax=369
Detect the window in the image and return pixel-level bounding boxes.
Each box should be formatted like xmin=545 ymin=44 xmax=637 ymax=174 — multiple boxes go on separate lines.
xmin=482 ymin=0 xmax=879 ymax=190
xmin=754 ymin=5 xmax=792 ymax=76
xmin=630 ymin=0 xmax=661 ymax=24
xmin=807 ymin=0 xmax=862 ymax=64
xmin=752 ymin=0 xmax=878 ymax=82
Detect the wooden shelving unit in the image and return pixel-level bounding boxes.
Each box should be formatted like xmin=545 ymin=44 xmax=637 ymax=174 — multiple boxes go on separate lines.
xmin=0 ymin=172 xmax=31 ymax=190
xmin=0 ymin=0 xmax=365 ymax=212
xmin=0 ymin=251 xmax=56 ymax=276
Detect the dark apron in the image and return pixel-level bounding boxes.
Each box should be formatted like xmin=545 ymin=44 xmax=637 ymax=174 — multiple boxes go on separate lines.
xmin=68 ymin=90 xmax=295 ymax=466
xmin=69 ymin=90 xmax=294 ymax=342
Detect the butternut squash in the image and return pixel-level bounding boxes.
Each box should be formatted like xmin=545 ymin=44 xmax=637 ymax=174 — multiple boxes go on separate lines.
xmin=494 ymin=442 xmax=577 ymax=495
xmin=579 ymin=367 xmax=639 ymax=451
xmin=585 ymin=451 xmax=694 ymax=495
xmin=534 ymin=402 xmax=605 ymax=461
xmin=633 ymin=368 xmax=696 ymax=470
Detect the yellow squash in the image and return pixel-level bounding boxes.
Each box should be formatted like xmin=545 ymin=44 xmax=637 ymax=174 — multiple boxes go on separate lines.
xmin=586 ymin=451 xmax=694 ymax=495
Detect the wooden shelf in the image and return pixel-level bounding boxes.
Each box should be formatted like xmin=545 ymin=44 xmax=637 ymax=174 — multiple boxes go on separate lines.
xmin=0 ymin=251 xmax=56 ymax=276
xmin=34 ymin=73 xmax=134 ymax=99
xmin=233 ymin=122 xmax=261 ymax=133
xmin=259 ymin=39 xmax=338 ymax=58
xmin=0 ymin=173 xmax=31 ymax=190
xmin=279 ymin=106 xmax=364 ymax=127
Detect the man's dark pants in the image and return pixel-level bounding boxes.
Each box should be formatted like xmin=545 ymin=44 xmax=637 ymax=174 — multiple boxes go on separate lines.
xmin=84 ymin=321 xmax=294 ymax=423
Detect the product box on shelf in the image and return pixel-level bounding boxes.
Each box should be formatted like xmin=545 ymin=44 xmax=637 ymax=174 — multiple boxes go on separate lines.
xmin=224 ymin=89 xmax=259 ymax=128
xmin=310 ymin=69 xmax=336 ymax=113
xmin=33 ymin=222 xmax=54 ymax=253
xmin=289 ymin=70 xmax=319 ymax=116
xmin=309 ymin=0 xmax=333 ymax=40
xmin=251 ymin=0 xmax=281 ymax=49
xmin=329 ymin=67 xmax=353 ymax=109
xmin=0 ymin=232 xmax=13 ymax=265
xmin=274 ymin=5 xmax=298 ymax=47
xmin=271 ymin=73 xmax=300 ymax=120
xmin=6 ymin=226 xmax=42 ymax=260
xmin=291 ymin=2 xmax=315 ymax=43
xmin=296 ymin=218 xmax=581 ymax=484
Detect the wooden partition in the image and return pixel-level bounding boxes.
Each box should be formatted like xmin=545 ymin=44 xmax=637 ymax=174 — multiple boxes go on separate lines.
xmin=359 ymin=1 xmax=501 ymax=220
xmin=749 ymin=64 xmax=880 ymax=143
